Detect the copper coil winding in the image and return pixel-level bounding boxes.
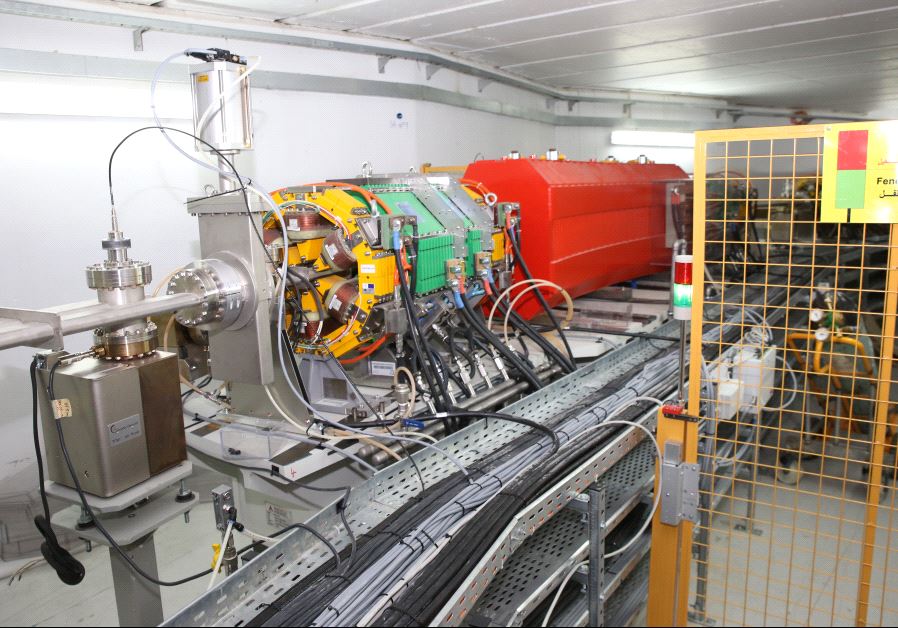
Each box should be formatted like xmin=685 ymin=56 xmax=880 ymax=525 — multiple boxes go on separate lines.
xmin=326 ymin=280 xmax=359 ymax=325
xmin=284 ymin=209 xmax=329 ymax=231
xmin=321 ymin=230 xmax=357 ymax=270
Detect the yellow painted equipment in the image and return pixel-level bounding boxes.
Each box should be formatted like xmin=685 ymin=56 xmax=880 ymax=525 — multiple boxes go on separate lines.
xmin=267 ymin=186 xmax=388 ymax=358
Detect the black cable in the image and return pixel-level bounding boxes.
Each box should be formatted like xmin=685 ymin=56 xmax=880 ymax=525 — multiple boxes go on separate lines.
xmin=408 ymin=411 xmax=559 ymax=453
xmin=181 ymin=374 xmax=213 ymax=401
xmin=459 ymin=294 xmax=542 ymax=391
xmin=337 ymin=488 xmax=357 ymax=573
xmin=502 ymin=297 xmax=572 ymax=370
xmin=288 ymin=270 xmax=327 ymax=337
xmin=385 ymin=425 xmax=427 ymax=493
xmin=506 ymin=227 xmax=576 ymax=365
xmin=30 ymin=359 xmax=51 ymax=522
xmin=448 ymin=327 xmax=476 ymax=378
xmin=253 ymin=333 xmax=680 ymax=627
xmin=431 ymin=350 xmax=468 ymax=404
xmin=323 ymin=354 xmax=428 ymax=493
xmin=251 ymin=427 xmax=554 ymax=627
xmin=45 ymin=362 xmax=213 ymax=587
xmin=488 ymin=281 xmax=575 ymax=373
xmin=251 ymin=467 xmax=353 ymax=493
xmin=281 ymin=330 xmax=311 ymax=404
xmin=29 ymin=358 xmax=85 ymax=586
xmin=515 ymin=333 xmax=530 ymax=360
xmin=393 ymin=247 xmax=449 ymax=412
xmin=239 ymin=521 xmax=342 ymax=569
xmin=261 ymin=266 xmax=829 ymax=627
xmin=400 ymin=235 xmax=454 ymax=413
xmin=107 ymin=126 xmax=313 ymax=348
xmin=418 ymin=330 xmax=452 ymax=412
xmin=107 ymin=125 xmax=273 ymax=264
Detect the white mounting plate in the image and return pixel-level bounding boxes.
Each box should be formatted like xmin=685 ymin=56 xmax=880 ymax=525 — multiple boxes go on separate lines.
xmin=45 ymin=460 xmax=193 ymax=514
xmin=52 ymin=484 xmax=198 ymax=547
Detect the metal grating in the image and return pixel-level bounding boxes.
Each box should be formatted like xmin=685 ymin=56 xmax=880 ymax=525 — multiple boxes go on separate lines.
xmin=467 ymin=440 xmax=654 ymax=626
xmin=474 ymin=508 xmax=585 ymax=621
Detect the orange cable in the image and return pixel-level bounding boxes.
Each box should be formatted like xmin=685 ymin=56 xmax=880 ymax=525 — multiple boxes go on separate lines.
xmin=302 ymin=181 xmax=393 ymax=215
xmin=339 ymin=334 xmax=391 ymax=365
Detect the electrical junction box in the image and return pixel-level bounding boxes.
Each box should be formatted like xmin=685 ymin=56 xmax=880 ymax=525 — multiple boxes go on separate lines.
xmin=734 ymin=346 xmax=777 ymax=409
xmin=711 ymin=345 xmax=778 ymax=419
xmin=716 ymin=380 xmax=742 ymax=421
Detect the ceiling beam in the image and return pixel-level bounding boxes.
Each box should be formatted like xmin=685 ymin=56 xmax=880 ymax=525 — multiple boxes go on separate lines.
xmin=0 ymin=0 xmax=732 ymax=107
xmin=0 ymin=0 xmax=870 ymax=123
xmin=0 ymin=47 xmax=727 ymax=130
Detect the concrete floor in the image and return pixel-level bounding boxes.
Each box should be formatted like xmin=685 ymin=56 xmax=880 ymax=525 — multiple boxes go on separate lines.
xmin=0 ymin=501 xmax=255 ymax=626
xmin=690 ymin=437 xmax=898 ymax=627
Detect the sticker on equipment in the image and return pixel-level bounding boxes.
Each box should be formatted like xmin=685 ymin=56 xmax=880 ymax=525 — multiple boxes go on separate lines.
xmin=52 ymin=399 xmax=73 ymax=419
xmin=370 ymin=361 xmax=396 ymax=377
xmin=266 ymin=503 xmax=292 ymax=529
xmin=108 ymin=414 xmax=142 ymax=447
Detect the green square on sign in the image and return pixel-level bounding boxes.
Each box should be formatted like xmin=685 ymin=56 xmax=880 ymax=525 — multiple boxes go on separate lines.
xmin=835 ymin=169 xmax=866 ymax=209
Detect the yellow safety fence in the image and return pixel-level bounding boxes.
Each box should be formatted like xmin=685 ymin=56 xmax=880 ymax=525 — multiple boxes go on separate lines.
xmin=649 ymin=123 xmax=898 ymax=627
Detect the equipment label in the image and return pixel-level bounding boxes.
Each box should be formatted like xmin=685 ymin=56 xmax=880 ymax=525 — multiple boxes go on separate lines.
xmin=370 ymin=361 xmax=395 ymax=377
xmin=52 ymin=399 xmax=73 ymax=419
xmin=108 ymin=414 xmax=142 ymax=447
xmin=360 ymin=264 xmax=377 ymax=274
xmin=265 ymin=502 xmax=292 ymax=529
xmin=821 ymin=121 xmax=898 ymax=223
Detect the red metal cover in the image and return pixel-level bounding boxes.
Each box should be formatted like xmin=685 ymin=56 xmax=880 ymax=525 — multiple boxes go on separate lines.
xmin=465 ymin=158 xmax=689 ymax=317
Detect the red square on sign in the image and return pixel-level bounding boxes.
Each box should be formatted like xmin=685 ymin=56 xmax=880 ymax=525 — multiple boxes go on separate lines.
xmin=837 ymin=130 xmax=868 ymax=170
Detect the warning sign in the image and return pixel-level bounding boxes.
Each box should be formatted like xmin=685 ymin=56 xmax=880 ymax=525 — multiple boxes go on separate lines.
xmin=265 ymin=502 xmax=293 ymax=529
xmin=821 ymin=121 xmax=898 ymax=223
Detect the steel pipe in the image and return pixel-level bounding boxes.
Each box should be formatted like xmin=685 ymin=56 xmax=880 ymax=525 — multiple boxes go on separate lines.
xmin=0 ymin=292 xmax=202 ymax=351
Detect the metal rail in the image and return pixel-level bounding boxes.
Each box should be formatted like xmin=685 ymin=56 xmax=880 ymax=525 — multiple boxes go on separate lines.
xmin=0 ymin=292 xmax=200 ymax=350
xmin=432 ymin=412 xmax=657 ymax=625
xmin=464 ymin=439 xmax=655 ymax=626
xmin=552 ymin=553 xmax=651 ymax=627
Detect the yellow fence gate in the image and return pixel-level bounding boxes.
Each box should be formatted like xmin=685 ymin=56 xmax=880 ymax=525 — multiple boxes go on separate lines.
xmin=648 ymin=122 xmax=898 ymax=627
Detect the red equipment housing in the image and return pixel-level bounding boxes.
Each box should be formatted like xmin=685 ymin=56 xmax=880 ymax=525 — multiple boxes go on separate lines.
xmin=464 ymin=158 xmax=689 ymax=318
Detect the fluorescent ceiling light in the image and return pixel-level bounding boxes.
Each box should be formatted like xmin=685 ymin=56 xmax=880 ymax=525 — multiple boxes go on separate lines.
xmin=611 ymin=130 xmax=695 ymax=148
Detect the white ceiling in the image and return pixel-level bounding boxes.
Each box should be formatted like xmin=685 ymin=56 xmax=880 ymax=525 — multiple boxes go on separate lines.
xmin=131 ymin=0 xmax=898 ymax=113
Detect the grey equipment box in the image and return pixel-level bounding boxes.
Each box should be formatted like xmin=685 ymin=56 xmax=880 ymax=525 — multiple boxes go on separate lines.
xmin=38 ymin=351 xmax=186 ymax=498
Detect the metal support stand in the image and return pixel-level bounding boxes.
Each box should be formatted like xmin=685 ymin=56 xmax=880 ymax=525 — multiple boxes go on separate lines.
xmin=735 ymin=419 xmax=763 ymax=536
xmin=588 ymin=482 xmax=607 ymax=627
xmin=212 ymin=484 xmax=239 ymax=575
xmin=46 ymin=464 xmax=197 ymax=627
xmin=678 ymin=320 xmax=687 ymax=404
xmin=109 ymin=533 xmax=163 ymax=626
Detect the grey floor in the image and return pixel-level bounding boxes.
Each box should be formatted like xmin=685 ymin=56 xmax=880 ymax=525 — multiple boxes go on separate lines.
xmin=691 ymin=437 xmax=898 ymax=627
xmin=0 ymin=501 xmax=252 ymax=626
